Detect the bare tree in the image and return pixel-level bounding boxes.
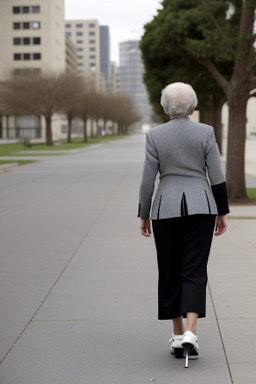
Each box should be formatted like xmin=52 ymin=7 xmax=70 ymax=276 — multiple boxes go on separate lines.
xmin=111 ymin=95 xmax=141 ymax=134
xmin=0 ymin=72 xmax=66 ymax=146
xmin=77 ymin=80 xmax=97 ymax=142
xmin=58 ymin=73 xmax=84 ymax=143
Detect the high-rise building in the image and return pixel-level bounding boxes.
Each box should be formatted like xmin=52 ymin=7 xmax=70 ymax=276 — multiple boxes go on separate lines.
xmin=65 ymin=35 xmax=77 ymax=73
xmin=0 ymin=0 xmax=65 ymax=80
xmin=65 ymin=19 xmax=105 ymax=91
xmin=0 ymin=0 xmax=66 ymax=139
xmin=119 ymin=40 xmax=152 ymax=125
xmin=100 ymin=26 xmax=110 ymax=82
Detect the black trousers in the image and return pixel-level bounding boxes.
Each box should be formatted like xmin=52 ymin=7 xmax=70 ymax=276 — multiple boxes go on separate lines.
xmin=152 ymin=215 xmax=216 ymax=320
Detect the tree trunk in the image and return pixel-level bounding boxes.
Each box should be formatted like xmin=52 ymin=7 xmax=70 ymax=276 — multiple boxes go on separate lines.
xmin=45 ymin=116 xmax=53 ymax=146
xmin=6 ymin=115 xmax=9 ymax=139
xmin=103 ymin=119 xmax=107 ymax=135
xmin=83 ymin=117 xmax=88 ymax=143
xmin=67 ymin=116 xmax=72 ymax=143
xmin=211 ymin=97 xmax=225 ymax=154
xmin=226 ymin=94 xmax=247 ymax=199
xmin=90 ymin=119 xmax=94 ymax=138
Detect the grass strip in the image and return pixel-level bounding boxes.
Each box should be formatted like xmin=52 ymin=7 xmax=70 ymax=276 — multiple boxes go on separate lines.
xmin=0 ymin=135 xmax=127 ymax=156
xmin=0 ymin=160 xmax=36 ymax=166
xmin=247 ymin=188 xmax=256 ymax=199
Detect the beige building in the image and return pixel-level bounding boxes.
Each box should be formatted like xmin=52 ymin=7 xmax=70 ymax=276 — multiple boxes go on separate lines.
xmin=65 ymin=35 xmax=77 ymax=73
xmin=0 ymin=0 xmax=65 ymax=79
xmin=0 ymin=0 xmax=66 ymax=139
xmin=65 ymin=19 xmax=105 ymax=92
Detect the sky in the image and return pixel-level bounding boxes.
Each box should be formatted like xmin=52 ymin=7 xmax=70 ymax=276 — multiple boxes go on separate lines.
xmin=64 ymin=0 xmax=162 ymax=64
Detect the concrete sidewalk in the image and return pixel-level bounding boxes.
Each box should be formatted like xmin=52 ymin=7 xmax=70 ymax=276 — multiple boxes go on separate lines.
xmin=0 ymin=133 xmax=255 ymax=383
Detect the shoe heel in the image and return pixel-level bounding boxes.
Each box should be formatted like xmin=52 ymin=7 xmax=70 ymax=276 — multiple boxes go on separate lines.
xmin=174 ymin=348 xmax=184 ymax=359
xmin=183 ymin=343 xmax=193 ymax=368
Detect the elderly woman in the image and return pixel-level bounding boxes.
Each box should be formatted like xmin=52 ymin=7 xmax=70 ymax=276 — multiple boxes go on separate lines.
xmin=138 ymin=82 xmax=229 ymax=368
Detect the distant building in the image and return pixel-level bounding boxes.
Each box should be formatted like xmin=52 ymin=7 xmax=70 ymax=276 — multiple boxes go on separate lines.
xmin=65 ymin=19 xmax=105 ymax=92
xmin=119 ymin=40 xmax=152 ymax=125
xmin=100 ymin=26 xmax=111 ymax=82
xmin=65 ymin=35 xmax=77 ymax=73
xmin=107 ymin=61 xmax=119 ymax=94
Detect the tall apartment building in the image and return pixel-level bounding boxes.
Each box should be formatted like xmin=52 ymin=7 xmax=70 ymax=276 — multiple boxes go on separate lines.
xmin=119 ymin=40 xmax=152 ymax=125
xmin=0 ymin=0 xmax=66 ymax=139
xmin=100 ymin=26 xmax=110 ymax=82
xmin=0 ymin=0 xmax=65 ymax=80
xmin=65 ymin=35 xmax=77 ymax=73
xmin=65 ymin=19 xmax=105 ymax=91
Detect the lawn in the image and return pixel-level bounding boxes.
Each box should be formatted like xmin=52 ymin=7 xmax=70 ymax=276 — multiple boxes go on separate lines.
xmin=247 ymin=188 xmax=256 ymax=199
xmin=0 ymin=135 xmax=127 ymax=156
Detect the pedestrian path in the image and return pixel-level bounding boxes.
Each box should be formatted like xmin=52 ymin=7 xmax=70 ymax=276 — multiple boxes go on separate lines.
xmin=0 ymin=134 xmax=255 ymax=383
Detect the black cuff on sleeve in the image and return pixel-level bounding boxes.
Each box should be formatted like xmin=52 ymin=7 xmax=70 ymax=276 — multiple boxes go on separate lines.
xmin=137 ymin=203 xmax=141 ymax=218
xmin=211 ymin=182 xmax=230 ymax=215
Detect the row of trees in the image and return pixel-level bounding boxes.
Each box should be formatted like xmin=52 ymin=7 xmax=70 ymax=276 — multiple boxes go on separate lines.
xmin=0 ymin=73 xmax=140 ymax=146
xmin=140 ymin=0 xmax=256 ymax=200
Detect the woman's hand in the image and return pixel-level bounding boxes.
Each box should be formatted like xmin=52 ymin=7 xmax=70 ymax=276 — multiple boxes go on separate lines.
xmin=214 ymin=215 xmax=228 ymax=236
xmin=140 ymin=218 xmax=151 ymax=237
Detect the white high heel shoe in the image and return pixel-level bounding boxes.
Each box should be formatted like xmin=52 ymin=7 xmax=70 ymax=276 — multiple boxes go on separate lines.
xmin=169 ymin=334 xmax=183 ymax=358
xmin=181 ymin=331 xmax=199 ymax=368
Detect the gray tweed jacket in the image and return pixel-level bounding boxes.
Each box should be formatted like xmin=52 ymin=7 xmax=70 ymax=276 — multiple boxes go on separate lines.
xmin=138 ymin=118 xmax=229 ymax=220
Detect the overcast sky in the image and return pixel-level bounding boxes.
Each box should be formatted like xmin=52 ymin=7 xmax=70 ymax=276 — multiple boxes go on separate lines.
xmin=64 ymin=0 xmax=162 ymax=64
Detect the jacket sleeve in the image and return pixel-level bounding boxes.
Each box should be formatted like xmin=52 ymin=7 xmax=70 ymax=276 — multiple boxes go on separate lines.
xmin=137 ymin=130 xmax=159 ymax=219
xmin=205 ymin=126 xmax=230 ymax=215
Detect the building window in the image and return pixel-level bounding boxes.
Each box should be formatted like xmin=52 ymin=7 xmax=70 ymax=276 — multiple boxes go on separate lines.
xmin=32 ymin=21 xmax=40 ymax=29
xmin=23 ymin=38 xmax=30 ymax=45
xmin=23 ymin=22 xmax=30 ymax=29
xmin=89 ymin=47 xmax=95 ymax=51
xmin=13 ymin=6 xmax=20 ymax=14
xmin=76 ymin=24 xmax=83 ymax=28
xmin=89 ymin=23 xmax=95 ymax=28
xmin=76 ymin=40 xmax=83 ymax=44
xmin=13 ymin=38 xmax=21 ymax=45
xmin=65 ymin=23 xmax=71 ymax=28
xmin=13 ymin=22 xmax=20 ymax=29
xmin=90 ymin=55 xmax=96 ymax=59
xmin=89 ymin=31 xmax=95 ymax=36
xmin=33 ymin=37 xmax=41 ymax=44
xmin=14 ymin=53 xmax=21 ymax=60
xmin=66 ymin=31 xmax=71 ymax=36
xmin=32 ymin=6 xmax=40 ymax=13
xmin=78 ymin=63 xmax=83 ymax=66
xmin=77 ymin=48 xmax=83 ymax=51
xmin=22 ymin=6 xmax=30 ymax=13
xmin=90 ymin=63 xmax=96 ymax=67
xmin=77 ymin=55 xmax=83 ymax=59
xmin=33 ymin=53 xmax=41 ymax=60
xmin=24 ymin=53 xmax=30 ymax=60
xmin=76 ymin=32 xmax=83 ymax=36
xmin=89 ymin=40 xmax=95 ymax=44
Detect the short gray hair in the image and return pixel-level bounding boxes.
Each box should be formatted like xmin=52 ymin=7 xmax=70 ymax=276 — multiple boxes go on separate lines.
xmin=160 ymin=82 xmax=198 ymax=117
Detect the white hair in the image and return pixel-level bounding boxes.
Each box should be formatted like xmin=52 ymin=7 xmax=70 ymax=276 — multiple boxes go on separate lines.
xmin=160 ymin=82 xmax=198 ymax=117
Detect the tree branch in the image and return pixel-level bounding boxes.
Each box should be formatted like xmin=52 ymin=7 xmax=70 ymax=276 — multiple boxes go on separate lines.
xmin=199 ymin=59 xmax=229 ymax=95
xmin=201 ymin=0 xmax=237 ymax=58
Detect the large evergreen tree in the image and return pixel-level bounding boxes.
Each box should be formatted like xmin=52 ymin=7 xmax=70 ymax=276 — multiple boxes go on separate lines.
xmin=141 ymin=0 xmax=256 ymax=199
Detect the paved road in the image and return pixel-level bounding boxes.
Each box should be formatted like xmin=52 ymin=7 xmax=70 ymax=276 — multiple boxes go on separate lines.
xmin=0 ymin=134 xmax=255 ymax=383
